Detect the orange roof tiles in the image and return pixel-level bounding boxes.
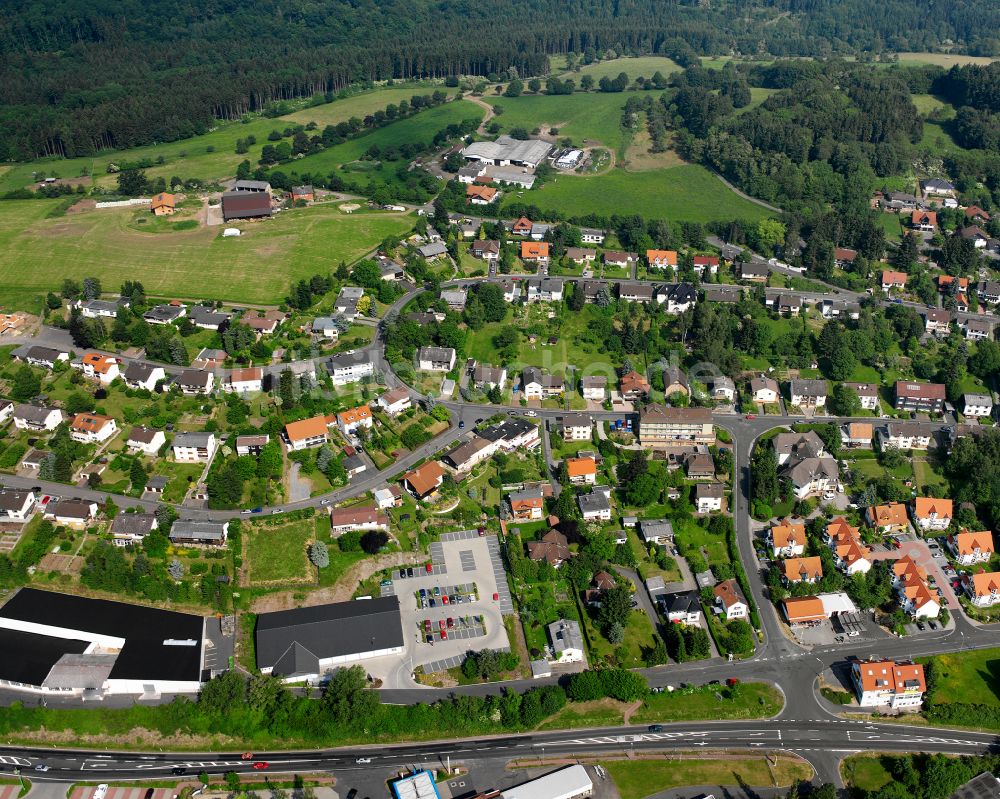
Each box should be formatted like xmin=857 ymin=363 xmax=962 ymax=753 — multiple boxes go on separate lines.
xmin=337 ymin=404 xmax=372 ymax=426
xmin=771 ymin=519 xmax=806 ymax=549
xmin=646 ymin=249 xmax=678 ymax=266
xmin=881 ymin=270 xmax=907 ymax=285
xmin=466 ymin=185 xmax=498 ymax=202
xmin=150 ymin=192 xmax=175 ymax=210
xmin=953 ymin=530 xmax=994 ymax=558
xmin=781 ymin=556 xmax=824 ymax=583
xmin=566 ymin=457 xmax=597 ymax=477
xmin=913 ymin=496 xmax=953 ymax=520
xmin=82 ymin=352 xmax=117 ymax=374
xmin=870 ymin=502 xmax=908 ymax=528
xmin=520 ymin=241 xmax=550 ymax=259
xmin=969 ymin=571 xmax=1000 ymax=599
xmin=403 ymin=460 xmax=445 ymax=497
xmin=71 ymin=413 xmax=113 ymax=433
xmin=783 ymin=596 xmax=826 ymax=623
xmin=855 ymin=659 xmax=926 ymax=694
xmin=284 ymin=414 xmax=334 ymax=443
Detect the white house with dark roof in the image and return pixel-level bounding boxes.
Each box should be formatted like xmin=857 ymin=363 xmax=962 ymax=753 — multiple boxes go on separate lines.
xmin=122 ymin=362 xmax=165 ymax=391
xmin=326 ymin=351 xmax=375 ymax=385
xmin=962 ymin=393 xmax=993 ymax=418
xmin=110 ymin=511 xmax=158 ymax=547
xmin=417 ymin=346 xmax=456 ymax=372
xmin=13 ymin=404 xmax=63 ymax=432
xmin=127 ymin=426 xmax=165 ymax=456
xmin=177 ymin=369 xmax=214 ymax=395
xmin=172 ymin=432 xmax=217 ymax=462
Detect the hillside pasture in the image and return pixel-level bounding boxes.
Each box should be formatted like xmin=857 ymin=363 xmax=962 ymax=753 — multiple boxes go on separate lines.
xmin=0 ymin=200 xmax=412 ymax=306
xmin=0 ymin=84 xmax=457 ymax=194
xmin=286 ymin=100 xmax=483 ymax=185
xmin=571 ymin=56 xmax=682 ymax=82
xmin=504 ymin=163 xmax=773 ymax=222
xmin=486 ymin=92 xmax=633 ymax=151
xmin=896 ymin=52 xmax=1000 ymax=67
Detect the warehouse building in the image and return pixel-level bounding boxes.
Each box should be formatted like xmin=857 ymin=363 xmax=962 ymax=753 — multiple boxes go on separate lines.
xmin=255 ymin=596 xmax=405 ymax=682
xmin=500 ymin=766 xmax=593 ymax=799
xmin=0 ymin=588 xmax=206 ymax=696
xmin=461 ymin=136 xmax=552 ymax=169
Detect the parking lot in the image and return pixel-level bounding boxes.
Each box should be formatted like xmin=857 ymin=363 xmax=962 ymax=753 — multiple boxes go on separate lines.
xmin=392 ymin=531 xmax=511 ymax=673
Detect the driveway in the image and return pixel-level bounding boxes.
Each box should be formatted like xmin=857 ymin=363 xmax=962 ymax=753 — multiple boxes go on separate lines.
xmin=612 ymin=564 xmax=662 ymax=635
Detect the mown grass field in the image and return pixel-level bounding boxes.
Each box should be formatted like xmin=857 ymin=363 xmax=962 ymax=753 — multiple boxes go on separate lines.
xmin=283 ymin=86 xmax=457 ymax=127
xmin=0 ymin=83 xmax=456 ymax=193
xmin=918 ymin=648 xmax=1000 ymax=707
xmin=506 ymin=164 xmax=773 ymax=222
xmin=288 ymin=100 xmax=484 ymax=184
xmin=570 ymin=56 xmax=682 ymax=82
xmin=0 ymin=200 xmax=412 ymax=306
xmin=604 ymin=756 xmax=812 ymax=799
xmin=896 ymin=52 xmax=1000 ymax=67
xmin=486 ymin=92 xmax=633 ymax=150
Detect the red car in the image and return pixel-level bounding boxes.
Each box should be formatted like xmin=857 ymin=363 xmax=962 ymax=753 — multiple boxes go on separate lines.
xmin=477 ymin=527 xmax=485 ymax=536
xmin=726 ymin=678 xmax=739 ymax=688
xmin=441 ymin=630 xmax=448 ymax=640
xmin=424 ymin=620 xmax=431 ymax=632
xmin=439 ymin=619 xmax=446 ymax=630
xmin=493 ymin=592 xmax=499 ymax=601
xmin=252 ymin=763 xmax=269 ymax=770
xmin=442 ymin=595 xmax=449 ymax=605
xmin=447 ymin=617 xmax=454 ymax=628
xmin=745 ymin=414 xmax=756 ymax=420
xmin=241 ymin=752 xmax=253 ymax=760
xmin=425 ymin=563 xmax=433 ymax=573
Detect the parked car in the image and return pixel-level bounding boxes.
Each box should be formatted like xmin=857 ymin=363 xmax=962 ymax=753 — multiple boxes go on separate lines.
xmin=447 ymin=617 xmax=454 ymax=628
xmin=94 ymin=786 xmax=109 ymax=799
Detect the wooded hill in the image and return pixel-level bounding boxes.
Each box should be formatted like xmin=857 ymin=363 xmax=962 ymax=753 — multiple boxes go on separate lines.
xmin=3 ymin=0 xmax=1000 ymax=161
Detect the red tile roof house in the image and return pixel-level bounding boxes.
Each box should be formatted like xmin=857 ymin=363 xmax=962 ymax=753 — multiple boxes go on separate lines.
xmin=946 ymin=529 xmax=994 ymax=566
xmin=328 ymin=505 xmax=389 ymax=535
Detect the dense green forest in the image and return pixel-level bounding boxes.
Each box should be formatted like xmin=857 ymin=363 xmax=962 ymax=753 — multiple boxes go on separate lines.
xmin=3 ymin=0 xmax=1000 ymax=160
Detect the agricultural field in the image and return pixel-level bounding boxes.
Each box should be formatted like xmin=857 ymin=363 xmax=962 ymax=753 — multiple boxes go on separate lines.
xmin=486 ymin=92 xmax=634 ymax=151
xmin=505 ymin=164 xmax=774 ymax=222
xmin=286 ymin=100 xmax=484 ymax=184
xmin=896 ymin=51 xmax=1000 ymax=67
xmin=0 ymin=83 xmax=456 ymax=194
xmin=0 ymin=200 xmax=412 ymax=308
xmin=570 ymin=56 xmax=682 ymax=82
xmin=283 ymin=85 xmax=457 ymax=127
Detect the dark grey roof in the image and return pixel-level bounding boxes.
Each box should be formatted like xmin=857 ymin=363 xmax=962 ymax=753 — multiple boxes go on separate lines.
xmin=143 ymin=304 xmax=184 ymax=322
xmin=327 ymin=350 xmax=375 ymax=371
xmin=0 ymin=488 xmax=32 ymax=513
xmin=48 ymin=498 xmax=94 ymax=519
xmin=664 ymin=591 xmax=700 ymax=616
xmin=173 ymin=431 xmax=213 ymax=448
xmin=578 ymin=491 xmax=611 ymax=513
xmin=170 ymin=520 xmax=227 ymax=541
xmin=22 ymin=345 xmax=68 ymax=364
xmin=479 ymin=418 xmax=535 ymax=443
xmin=234 ymin=179 xmax=271 ymax=191
xmin=110 ymin=511 xmax=156 ymax=538
xmin=41 ymin=653 xmax=117 ymax=690
xmin=0 ymin=627 xmax=88 ymax=686
xmin=950 ymin=773 xmax=1000 ymax=799
xmin=255 ymin=596 xmax=404 ymax=676
xmin=189 ymin=306 xmax=230 ymax=326
xmin=178 ymin=369 xmax=212 ymax=388
xmin=123 ymin=362 xmax=159 ymax=383
xmin=146 ymin=475 xmax=169 ymax=490
xmin=0 ymin=588 xmax=203 ymax=682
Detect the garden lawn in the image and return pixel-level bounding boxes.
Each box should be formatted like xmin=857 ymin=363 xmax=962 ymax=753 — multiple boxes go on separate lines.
xmin=246 ymin=518 xmax=315 ymax=584
xmin=582 ymin=605 xmax=658 ymax=669
xmin=506 ymin=165 xmax=773 ymax=223
xmin=918 ymin=648 xmax=1000 ymax=707
xmin=0 ymin=200 xmax=412 ymax=309
xmin=153 ymin=462 xmax=204 ymax=503
xmin=604 ymin=755 xmax=811 ymax=799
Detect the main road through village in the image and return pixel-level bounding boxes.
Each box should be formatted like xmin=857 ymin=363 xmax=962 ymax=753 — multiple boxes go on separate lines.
xmin=4 ymin=268 xmax=1000 ymax=791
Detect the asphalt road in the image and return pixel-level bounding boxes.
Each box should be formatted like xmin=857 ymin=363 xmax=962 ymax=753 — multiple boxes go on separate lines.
xmin=4 ymin=718 xmax=999 ymax=787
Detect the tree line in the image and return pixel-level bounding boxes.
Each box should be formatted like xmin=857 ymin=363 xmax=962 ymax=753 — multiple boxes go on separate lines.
xmin=3 ymin=0 xmax=1000 ymax=159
